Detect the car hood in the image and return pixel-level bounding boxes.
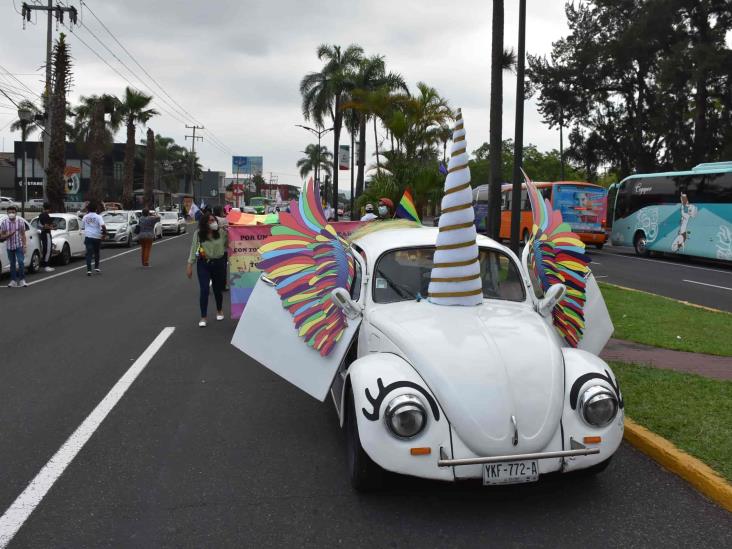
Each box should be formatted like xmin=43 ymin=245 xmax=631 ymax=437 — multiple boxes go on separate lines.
xmin=161 ymin=219 xmax=177 ymax=224
xmin=367 ymin=300 xmax=564 ymax=456
xmin=105 ymin=222 xmax=127 ymax=229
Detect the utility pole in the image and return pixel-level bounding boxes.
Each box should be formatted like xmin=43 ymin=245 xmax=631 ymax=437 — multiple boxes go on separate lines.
xmin=185 ymin=124 xmax=204 ymax=202
xmin=20 ymin=2 xmax=78 ymax=200
xmin=268 ymin=172 xmax=278 ymax=201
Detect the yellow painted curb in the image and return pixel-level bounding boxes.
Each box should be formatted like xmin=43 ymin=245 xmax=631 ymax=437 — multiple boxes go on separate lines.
xmin=624 ymin=417 xmax=732 ymax=512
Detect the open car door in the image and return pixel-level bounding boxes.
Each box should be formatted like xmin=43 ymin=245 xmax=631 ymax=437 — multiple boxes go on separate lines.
xmin=231 ymin=277 xmax=362 ymax=401
xmin=576 ymin=272 xmax=613 ymax=355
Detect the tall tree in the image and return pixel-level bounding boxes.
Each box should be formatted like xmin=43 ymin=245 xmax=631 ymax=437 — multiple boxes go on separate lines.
xmin=71 ymin=94 xmax=121 ymax=145
xmin=144 ymin=128 xmax=155 ymax=207
xmin=488 ymin=0 xmax=506 ymax=239
xmin=300 ymin=44 xmax=363 ymax=219
xmin=46 ymin=34 xmax=72 ymax=212
xmin=119 ymin=87 xmax=158 ymax=208
xmin=296 ymin=144 xmax=333 ymax=180
xmin=89 ymin=99 xmax=106 ymax=203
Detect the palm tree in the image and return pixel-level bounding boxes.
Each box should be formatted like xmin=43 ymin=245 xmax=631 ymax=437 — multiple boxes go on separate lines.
xmin=140 ymin=134 xmax=187 ymax=193
xmin=144 ymin=128 xmax=155 ymax=207
xmin=47 ymin=33 xmax=72 ymax=212
xmin=118 ymin=87 xmax=158 ymax=208
xmin=342 ymin=55 xmax=407 ymax=197
xmin=71 ymin=94 xmax=121 ymax=145
xmin=296 ymin=144 xmax=333 ymax=180
xmin=300 ymin=44 xmax=363 ymax=219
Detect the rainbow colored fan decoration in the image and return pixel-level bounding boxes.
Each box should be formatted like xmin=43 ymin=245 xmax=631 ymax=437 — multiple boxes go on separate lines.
xmin=257 ymin=179 xmax=355 ymax=356
xmin=523 ymin=171 xmax=591 ymax=347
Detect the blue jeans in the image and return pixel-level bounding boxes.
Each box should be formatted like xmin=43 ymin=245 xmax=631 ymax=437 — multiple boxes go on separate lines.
xmin=84 ymin=237 xmax=101 ymax=271
xmin=197 ymin=257 xmax=226 ymax=317
xmin=7 ymin=248 xmax=24 ymax=282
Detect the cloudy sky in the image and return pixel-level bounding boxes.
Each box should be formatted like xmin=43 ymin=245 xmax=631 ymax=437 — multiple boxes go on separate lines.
xmin=0 ymin=0 xmax=571 ymax=190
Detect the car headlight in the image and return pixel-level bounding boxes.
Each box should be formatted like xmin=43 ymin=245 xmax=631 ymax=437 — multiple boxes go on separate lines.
xmin=118 ymin=227 xmax=127 ymax=234
xmin=578 ymin=385 xmax=618 ymax=427
xmin=384 ymin=394 xmax=427 ymax=438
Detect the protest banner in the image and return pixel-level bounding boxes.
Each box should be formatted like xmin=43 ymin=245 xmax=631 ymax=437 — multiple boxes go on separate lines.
xmin=228 ymin=221 xmax=364 ymax=319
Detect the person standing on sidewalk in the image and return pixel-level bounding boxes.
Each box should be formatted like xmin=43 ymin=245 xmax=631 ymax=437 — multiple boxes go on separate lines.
xmin=0 ymin=206 xmax=28 ymax=287
xmin=186 ymin=212 xmax=227 ymax=327
xmin=38 ymin=202 xmax=55 ymax=272
xmin=137 ymin=208 xmax=159 ymax=267
xmin=81 ymin=200 xmax=106 ymax=276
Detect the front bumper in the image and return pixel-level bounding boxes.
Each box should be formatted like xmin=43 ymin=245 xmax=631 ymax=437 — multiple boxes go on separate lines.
xmin=162 ymin=225 xmax=178 ymax=234
xmin=437 ymin=447 xmax=599 ymax=468
xmin=103 ymin=232 xmax=131 ymax=245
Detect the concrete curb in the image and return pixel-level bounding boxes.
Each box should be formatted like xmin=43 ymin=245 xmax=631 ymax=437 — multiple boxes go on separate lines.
xmin=624 ymin=417 xmax=732 ymax=512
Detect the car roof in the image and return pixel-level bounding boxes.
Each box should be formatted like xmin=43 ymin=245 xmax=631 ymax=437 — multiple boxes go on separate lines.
xmin=351 ymin=225 xmax=507 ymax=260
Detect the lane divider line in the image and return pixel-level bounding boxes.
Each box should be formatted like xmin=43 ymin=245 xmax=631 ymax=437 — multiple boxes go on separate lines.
xmin=0 ymin=327 xmax=176 ymax=548
xmin=26 ymin=233 xmax=188 ymax=286
xmin=592 ymin=250 xmax=732 ymax=275
xmin=683 ymin=279 xmax=732 ymax=292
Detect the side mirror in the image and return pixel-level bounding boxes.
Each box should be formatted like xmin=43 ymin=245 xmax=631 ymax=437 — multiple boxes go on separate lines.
xmin=330 ymin=287 xmax=361 ymax=320
xmin=538 ymin=283 xmax=566 ymax=317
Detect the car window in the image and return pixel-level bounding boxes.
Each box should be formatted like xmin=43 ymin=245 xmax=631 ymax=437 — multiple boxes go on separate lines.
xmin=373 ymin=247 xmax=525 ymax=304
xmin=51 ymin=217 xmax=67 ymax=230
xmin=31 ymin=218 xmax=39 ymax=229
xmin=68 ymin=218 xmax=79 ymax=231
xmin=350 ymin=257 xmax=362 ymax=302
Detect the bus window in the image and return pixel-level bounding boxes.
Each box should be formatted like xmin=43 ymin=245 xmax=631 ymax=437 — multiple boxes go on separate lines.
xmin=521 ymin=189 xmax=531 ymax=211
xmin=540 ymin=187 xmax=552 ymax=201
xmin=503 ymin=192 xmax=511 ymax=211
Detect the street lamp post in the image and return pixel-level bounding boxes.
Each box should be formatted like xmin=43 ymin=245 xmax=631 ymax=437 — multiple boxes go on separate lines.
xmin=295 ymin=124 xmax=333 ymax=184
xmin=17 ymin=107 xmax=34 ymax=218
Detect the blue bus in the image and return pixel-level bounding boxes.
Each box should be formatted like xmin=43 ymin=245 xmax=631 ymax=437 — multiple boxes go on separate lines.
xmin=610 ymin=162 xmax=732 ymax=261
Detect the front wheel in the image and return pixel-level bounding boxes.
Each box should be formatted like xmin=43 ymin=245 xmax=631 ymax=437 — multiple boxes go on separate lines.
xmin=633 ymin=232 xmax=649 ymax=257
xmin=595 ymin=242 xmax=604 ymax=250
xmin=28 ymin=250 xmax=41 ymax=273
xmin=345 ymin=387 xmax=384 ymax=492
xmin=60 ymin=243 xmax=71 ymax=265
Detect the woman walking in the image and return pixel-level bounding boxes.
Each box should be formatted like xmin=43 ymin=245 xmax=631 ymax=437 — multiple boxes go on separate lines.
xmin=137 ymin=208 xmax=160 ymax=267
xmin=186 ymin=212 xmax=227 ymax=327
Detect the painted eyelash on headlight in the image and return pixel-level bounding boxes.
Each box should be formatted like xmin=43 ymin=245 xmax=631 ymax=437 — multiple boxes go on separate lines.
xmin=362 ymin=378 xmax=440 ymax=422
xmin=569 ymin=370 xmax=624 ymax=410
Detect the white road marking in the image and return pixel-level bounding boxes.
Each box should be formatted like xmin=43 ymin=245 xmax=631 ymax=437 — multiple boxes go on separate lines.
xmin=26 ymin=233 xmax=188 ymax=286
xmin=592 ymin=250 xmax=732 ymax=275
xmin=594 ymin=275 xmax=608 ymax=279
xmin=0 ymin=327 xmax=175 ymax=548
xmin=683 ymin=279 xmax=732 ymax=291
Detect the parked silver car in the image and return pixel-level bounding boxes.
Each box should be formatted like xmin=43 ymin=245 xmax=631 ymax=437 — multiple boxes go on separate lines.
xmin=159 ymin=211 xmax=187 ymax=234
xmin=100 ymin=210 xmax=138 ymax=247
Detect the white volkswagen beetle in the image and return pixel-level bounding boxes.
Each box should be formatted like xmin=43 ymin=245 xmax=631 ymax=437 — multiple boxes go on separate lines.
xmin=234 ymin=225 xmax=622 ymax=491
xmin=31 ymin=213 xmax=86 ymax=265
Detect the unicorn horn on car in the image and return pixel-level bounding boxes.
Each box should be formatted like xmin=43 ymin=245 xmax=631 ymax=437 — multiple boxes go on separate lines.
xmin=428 ymin=109 xmax=482 ymax=306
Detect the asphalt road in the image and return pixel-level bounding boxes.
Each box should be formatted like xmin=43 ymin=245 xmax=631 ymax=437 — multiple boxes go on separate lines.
xmin=588 ymin=245 xmax=732 ymax=312
xmin=1 ymin=234 xmax=730 ymax=548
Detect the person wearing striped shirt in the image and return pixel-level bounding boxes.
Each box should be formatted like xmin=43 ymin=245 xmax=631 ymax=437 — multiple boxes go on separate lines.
xmin=0 ymin=206 xmax=28 ymax=287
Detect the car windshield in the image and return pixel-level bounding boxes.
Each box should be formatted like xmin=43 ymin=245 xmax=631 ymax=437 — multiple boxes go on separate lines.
xmin=249 ymin=198 xmax=265 ymax=206
xmin=103 ymin=213 xmax=126 ymax=223
xmin=162 ymin=212 xmax=178 ymax=219
xmin=373 ymin=247 xmax=525 ymax=304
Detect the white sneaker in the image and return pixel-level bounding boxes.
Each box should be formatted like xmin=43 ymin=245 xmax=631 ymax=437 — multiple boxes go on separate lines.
xmin=44 ymin=266 xmax=55 ymax=272
xmin=94 ymin=268 xmax=101 ymax=274
xmin=19 ymin=279 xmax=28 ymax=287
xmin=198 ymin=320 xmax=207 ymax=327
xmin=216 ymin=314 xmax=225 ymax=321
xmin=7 ymin=280 xmax=17 ymax=288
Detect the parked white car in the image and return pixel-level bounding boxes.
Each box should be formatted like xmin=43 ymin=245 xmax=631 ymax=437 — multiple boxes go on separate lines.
xmin=31 ymin=213 xmax=86 ymax=265
xmin=0 ymin=214 xmax=42 ymax=276
xmin=234 ymin=226 xmax=621 ymax=490
xmin=133 ymin=210 xmax=163 ymax=239
xmin=100 ymin=210 xmax=138 ymax=247
xmin=159 ymin=211 xmax=186 ymax=235
xmin=0 ymin=197 xmax=21 ymax=211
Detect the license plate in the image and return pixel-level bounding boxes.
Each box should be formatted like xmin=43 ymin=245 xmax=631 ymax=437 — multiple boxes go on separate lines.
xmin=483 ymin=460 xmax=539 ymax=486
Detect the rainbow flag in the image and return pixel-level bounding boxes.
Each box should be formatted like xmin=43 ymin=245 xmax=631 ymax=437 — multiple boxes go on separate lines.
xmin=395 ymin=188 xmax=420 ymax=223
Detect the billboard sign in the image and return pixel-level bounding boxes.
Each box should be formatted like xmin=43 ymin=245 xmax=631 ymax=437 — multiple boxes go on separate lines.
xmin=338 ymin=145 xmax=350 ymax=170
xmin=232 ymin=156 xmax=263 ymax=175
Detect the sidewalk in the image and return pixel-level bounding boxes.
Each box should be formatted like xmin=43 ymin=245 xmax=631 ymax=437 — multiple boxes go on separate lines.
xmin=601 ymin=338 xmax=732 ymax=381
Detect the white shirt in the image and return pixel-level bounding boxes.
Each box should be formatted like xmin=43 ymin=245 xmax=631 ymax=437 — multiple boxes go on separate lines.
xmin=360 ymin=212 xmax=378 ymax=222
xmin=82 ymin=212 xmax=105 ymax=239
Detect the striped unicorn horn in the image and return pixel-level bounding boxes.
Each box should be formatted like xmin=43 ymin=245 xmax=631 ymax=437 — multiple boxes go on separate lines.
xmin=428 ymin=109 xmax=482 ymax=306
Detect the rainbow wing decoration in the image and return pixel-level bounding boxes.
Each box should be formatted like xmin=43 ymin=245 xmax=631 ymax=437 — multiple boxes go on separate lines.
xmin=523 ymin=171 xmax=591 ymax=347
xmin=395 ymin=188 xmax=420 ymax=223
xmin=257 ymin=179 xmax=355 ymax=356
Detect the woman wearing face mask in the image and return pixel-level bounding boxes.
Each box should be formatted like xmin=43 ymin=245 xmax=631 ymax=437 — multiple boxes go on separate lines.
xmin=186 ymin=212 xmax=228 ymax=327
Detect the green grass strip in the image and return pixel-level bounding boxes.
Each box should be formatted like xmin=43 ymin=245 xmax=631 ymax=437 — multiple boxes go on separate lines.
xmin=610 ymin=362 xmax=732 ymax=482
xmin=600 ymin=283 xmax=732 ymax=357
